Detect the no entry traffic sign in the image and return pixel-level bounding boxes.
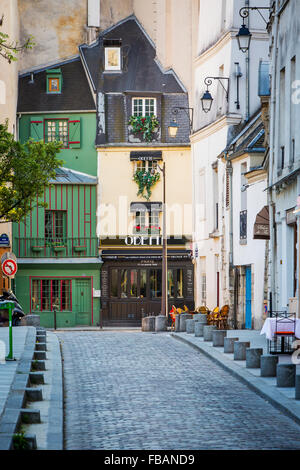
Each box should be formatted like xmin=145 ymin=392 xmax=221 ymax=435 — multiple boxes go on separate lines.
xmin=2 ymin=258 xmax=17 ymax=277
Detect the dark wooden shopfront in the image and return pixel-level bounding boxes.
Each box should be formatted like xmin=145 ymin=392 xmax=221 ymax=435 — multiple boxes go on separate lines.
xmin=100 ymin=250 xmax=194 ymax=327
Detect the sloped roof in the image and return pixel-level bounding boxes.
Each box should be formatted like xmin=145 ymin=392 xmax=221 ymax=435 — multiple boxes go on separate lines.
xmin=17 ymin=57 xmax=96 ymax=113
xmin=79 ymin=15 xmax=185 ymax=94
xmin=50 ymin=167 xmax=97 ymax=185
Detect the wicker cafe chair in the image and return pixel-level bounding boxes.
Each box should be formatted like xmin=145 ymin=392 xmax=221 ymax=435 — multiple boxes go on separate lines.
xmin=219 ymin=305 xmax=229 ymax=329
xmin=208 ymin=306 xmax=219 ymax=326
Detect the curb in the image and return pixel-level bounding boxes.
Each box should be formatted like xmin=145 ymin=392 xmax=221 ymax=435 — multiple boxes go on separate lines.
xmin=171 ymin=333 xmax=300 ymax=427
xmin=46 ymin=332 xmax=63 ymax=450
xmin=0 ymin=327 xmax=36 ymax=450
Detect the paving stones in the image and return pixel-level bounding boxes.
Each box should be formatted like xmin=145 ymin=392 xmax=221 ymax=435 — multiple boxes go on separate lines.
xmin=58 ymin=331 xmax=300 ymax=450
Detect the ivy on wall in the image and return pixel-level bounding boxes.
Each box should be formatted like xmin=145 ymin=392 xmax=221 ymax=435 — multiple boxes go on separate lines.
xmin=133 ymin=169 xmax=160 ymax=200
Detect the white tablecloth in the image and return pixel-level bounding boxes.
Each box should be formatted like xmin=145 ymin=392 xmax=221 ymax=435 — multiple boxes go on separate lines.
xmin=260 ymin=317 xmax=300 ymax=340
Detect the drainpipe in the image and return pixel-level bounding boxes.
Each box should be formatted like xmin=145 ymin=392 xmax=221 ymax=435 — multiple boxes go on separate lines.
xmin=225 ymin=150 xmax=236 ymax=324
xmin=269 ymin=0 xmax=279 ymax=310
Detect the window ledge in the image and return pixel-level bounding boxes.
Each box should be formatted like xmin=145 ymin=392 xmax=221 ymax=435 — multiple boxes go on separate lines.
xmin=240 ymin=239 xmax=247 ymax=245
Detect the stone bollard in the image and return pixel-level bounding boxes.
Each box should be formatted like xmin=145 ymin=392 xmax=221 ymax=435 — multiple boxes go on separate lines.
xmin=179 ymin=314 xmax=193 ymax=332
xmin=233 ymin=341 xmax=250 ymax=360
xmin=224 ymin=337 xmax=239 ymax=353
xmin=186 ymin=319 xmax=195 ymax=334
xmin=194 ymin=321 xmax=206 ymax=337
xmin=193 ymin=314 xmax=205 ymax=323
xmin=203 ymin=325 xmax=217 ymax=342
xmin=260 ymin=355 xmax=279 ymax=377
xmin=142 ymin=316 xmax=155 ymax=332
xmin=175 ymin=314 xmax=181 ymax=332
xmin=295 ymin=375 xmax=300 ymax=400
xmin=155 ymin=315 xmax=167 ymax=332
xmin=246 ymin=348 xmax=263 ymax=368
xmin=212 ymin=330 xmax=227 ymax=347
xmin=276 ymin=363 xmax=296 ymax=387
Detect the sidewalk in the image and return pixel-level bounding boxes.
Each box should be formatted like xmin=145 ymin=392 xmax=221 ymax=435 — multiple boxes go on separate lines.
xmin=171 ymin=329 xmax=300 ymax=426
xmin=0 ymin=326 xmax=63 ymax=450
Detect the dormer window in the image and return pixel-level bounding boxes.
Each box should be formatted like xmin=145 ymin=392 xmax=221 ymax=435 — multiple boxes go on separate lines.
xmin=46 ymin=68 xmax=62 ymax=94
xmin=103 ymin=38 xmax=122 ymax=71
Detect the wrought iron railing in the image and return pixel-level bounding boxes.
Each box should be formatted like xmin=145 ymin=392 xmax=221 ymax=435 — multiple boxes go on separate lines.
xmin=14 ymin=237 xmax=99 ymax=258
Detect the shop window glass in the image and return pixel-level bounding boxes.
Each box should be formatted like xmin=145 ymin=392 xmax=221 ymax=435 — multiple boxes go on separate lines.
xmin=150 ymin=269 xmax=162 ymax=298
xmin=31 ymin=278 xmax=71 ymax=312
xmin=111 ymin=269 xmax=118 ymax=298
xmin=176 ymin=269 xmax=184 ymax=298
xmin=45 ymin=210 xmax=67 ymax=243
xmin=120 ymin=269 xmax=128 ymax=298
xmin=130 ymin=270 xmax=138 ymax=297
xmin=140 ymin=270 xmax=147 ymax=298
xmin=168 ymin=270 xmax=175 ymax=298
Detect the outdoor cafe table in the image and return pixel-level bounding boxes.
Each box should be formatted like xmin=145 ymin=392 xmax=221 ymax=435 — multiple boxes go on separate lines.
xmin=260 ymin=317 xmax=300 ymax=341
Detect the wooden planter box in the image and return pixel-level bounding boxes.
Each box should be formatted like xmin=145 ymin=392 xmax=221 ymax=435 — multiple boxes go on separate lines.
xmin=31 ymin=246 xmax=43 ymax=252
xmin=53 ymin=246 xmax=66 ymax=252
xmin=73 ymin=246 xmax=86 ymax=252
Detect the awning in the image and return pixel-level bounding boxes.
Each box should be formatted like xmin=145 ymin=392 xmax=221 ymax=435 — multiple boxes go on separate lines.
xmin=253 ymin=205 xmax=270 ymax=240
xmin=130 ymin=202 xmax=162 ymax=212
xmin=130 ymin=151 xmax=162 ymax=161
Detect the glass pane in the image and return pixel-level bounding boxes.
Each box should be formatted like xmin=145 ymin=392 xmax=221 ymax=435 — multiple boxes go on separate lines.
xmin=145 ymin=98 xmax=155 ymax=116
xmin=41 ymin=280 xmax=51 ymax=311
xmin=176 ymin=269 xmax=184 ymax=298
xmin=150 ymin=269 xmax=162 ymax=298
xmin=32 ymin=280 xmax=40 ymax=311
xmin=111 ymin=269 xmax=118 ymax=298
xmin=61 ymin=280 xmax=71 ymax=311
xmin=168 ymin=270 xmax=175 ymax=298
xmin=54 ymin=211 xmax=66 ymax=241
xmin=137 ymin=161 xmax=146 ymax=172
xmin=140 ymin=270 xmax=147 ymax=298
xmin=130 ymin=270 xmax=138 ymax=297
xmin=120 ymin=269 xmax=128 ymax=298
xmin=133 ymin=99 xmax=143 ymax=116
xmin=52 ymin=280 xmax=60 ymax=310
xmin=45 ymin=211 xmax=52 ymax=240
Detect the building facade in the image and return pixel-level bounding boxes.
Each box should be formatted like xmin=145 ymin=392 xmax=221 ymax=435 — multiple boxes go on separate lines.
xmin=14 ymin=56 xmax=101 ymax=328
xmin=79 ymin=16 xmax=194 ymax=326
xmin=191 ymin=0 xmax=269 ymax=327
xmin=268 ymin=0 xmax=300 ymax=316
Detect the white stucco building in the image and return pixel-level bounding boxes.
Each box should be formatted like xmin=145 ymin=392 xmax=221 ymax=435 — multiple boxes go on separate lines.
xmin=191 ymin=0 xmax=269 ymax=328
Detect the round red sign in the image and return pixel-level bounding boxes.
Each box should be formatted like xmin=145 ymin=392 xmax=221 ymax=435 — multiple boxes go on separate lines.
xmin=2 ymin=258 xmax=17 ymax=277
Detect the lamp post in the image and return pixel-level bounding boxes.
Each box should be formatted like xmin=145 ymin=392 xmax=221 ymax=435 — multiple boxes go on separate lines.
xmin=152 ymin=162 xmax=167 ymax=318
xmin=236 ymin=6 xmax=271 ymax=53
xmin=201 ymin=76 xmax=230 ymax=113
xmin=168 ymin=106 xmax=194 ymax=138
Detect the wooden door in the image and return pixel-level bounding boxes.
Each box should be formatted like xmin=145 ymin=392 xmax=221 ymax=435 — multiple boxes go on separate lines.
xmin=75 ymin=279 xmax=91 ymax=325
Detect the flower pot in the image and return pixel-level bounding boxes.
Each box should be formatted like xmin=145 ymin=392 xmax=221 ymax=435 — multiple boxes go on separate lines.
xmin=31 ymin=246 xmax=43 ymax=252
xmin=74 ymin=246 xmax=86 ymax=252
xmin=53 ymin=246 xmax=65 ymax=252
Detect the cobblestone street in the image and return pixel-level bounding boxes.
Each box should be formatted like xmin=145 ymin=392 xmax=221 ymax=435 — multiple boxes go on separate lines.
xmin=57 ymin=331 xmax=300 ymax=450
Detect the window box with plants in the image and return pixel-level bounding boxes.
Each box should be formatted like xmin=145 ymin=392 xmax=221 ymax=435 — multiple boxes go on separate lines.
xmin=128 ymin=115 xmax=160 ymax=143
xmin=31 ymin=246 xmax=44 ymax=252
xmin=73 ymin=245 xmax=86 ymax=252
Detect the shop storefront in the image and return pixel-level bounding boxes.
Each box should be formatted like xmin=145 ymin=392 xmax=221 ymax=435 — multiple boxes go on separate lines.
xmin=100 ymin=244 xmax=194 ymax=326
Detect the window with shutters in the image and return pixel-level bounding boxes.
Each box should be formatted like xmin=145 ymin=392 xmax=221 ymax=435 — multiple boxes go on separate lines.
xmin=30 ymin=118 xmax=81 ymax=149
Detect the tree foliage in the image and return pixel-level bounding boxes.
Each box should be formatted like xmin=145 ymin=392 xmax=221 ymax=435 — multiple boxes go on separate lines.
xmin=0 ymin=14 xmax=35 ymax=63
xmin=0 ymin=122 xmax=63 ymax=222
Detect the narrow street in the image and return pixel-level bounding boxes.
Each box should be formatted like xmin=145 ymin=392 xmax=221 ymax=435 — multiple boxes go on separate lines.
xmin=57 ymin=331 xmax=300 ymax=450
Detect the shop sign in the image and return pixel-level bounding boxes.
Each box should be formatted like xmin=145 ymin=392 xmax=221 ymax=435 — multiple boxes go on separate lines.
xmin=125 ymin=235 xmax=162 ymax=246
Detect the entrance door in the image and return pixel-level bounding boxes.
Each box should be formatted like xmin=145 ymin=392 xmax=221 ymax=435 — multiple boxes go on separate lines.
xmin=245 ymin=266 xmax=252 ymax=329
xmin=74 ymin=279 xmax=91 ymax=325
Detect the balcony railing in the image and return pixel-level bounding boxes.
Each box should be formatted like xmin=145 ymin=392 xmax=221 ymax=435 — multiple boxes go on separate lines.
xmin=133 ymin=226 xmax=161 ymax=236
xmin=14 ymin=237 xmax=99 ymax=258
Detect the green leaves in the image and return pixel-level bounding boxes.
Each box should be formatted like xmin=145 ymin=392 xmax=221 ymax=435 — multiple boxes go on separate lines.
xmin=133 ymin=169 xmax=160 ymax=200
xmin=0 ymin=30 xmax=35 ymax=63
xmin=128 ymin=115 xmax=159 ymax=142
xmin=0 ymin=122 xmax=63 ymax=222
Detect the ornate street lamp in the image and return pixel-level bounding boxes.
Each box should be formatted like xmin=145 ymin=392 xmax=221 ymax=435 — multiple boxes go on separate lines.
xmin=201 ymin=76 xmax=229 ymax=113
xmin=168 ymin=106 xmax=194 ymax=138
xmin=237 ymin=6 xmax=272 ymax=53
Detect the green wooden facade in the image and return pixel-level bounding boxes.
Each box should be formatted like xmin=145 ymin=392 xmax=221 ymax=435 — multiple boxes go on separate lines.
xmin=13 ymin=111 xmax=100 ymax=328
